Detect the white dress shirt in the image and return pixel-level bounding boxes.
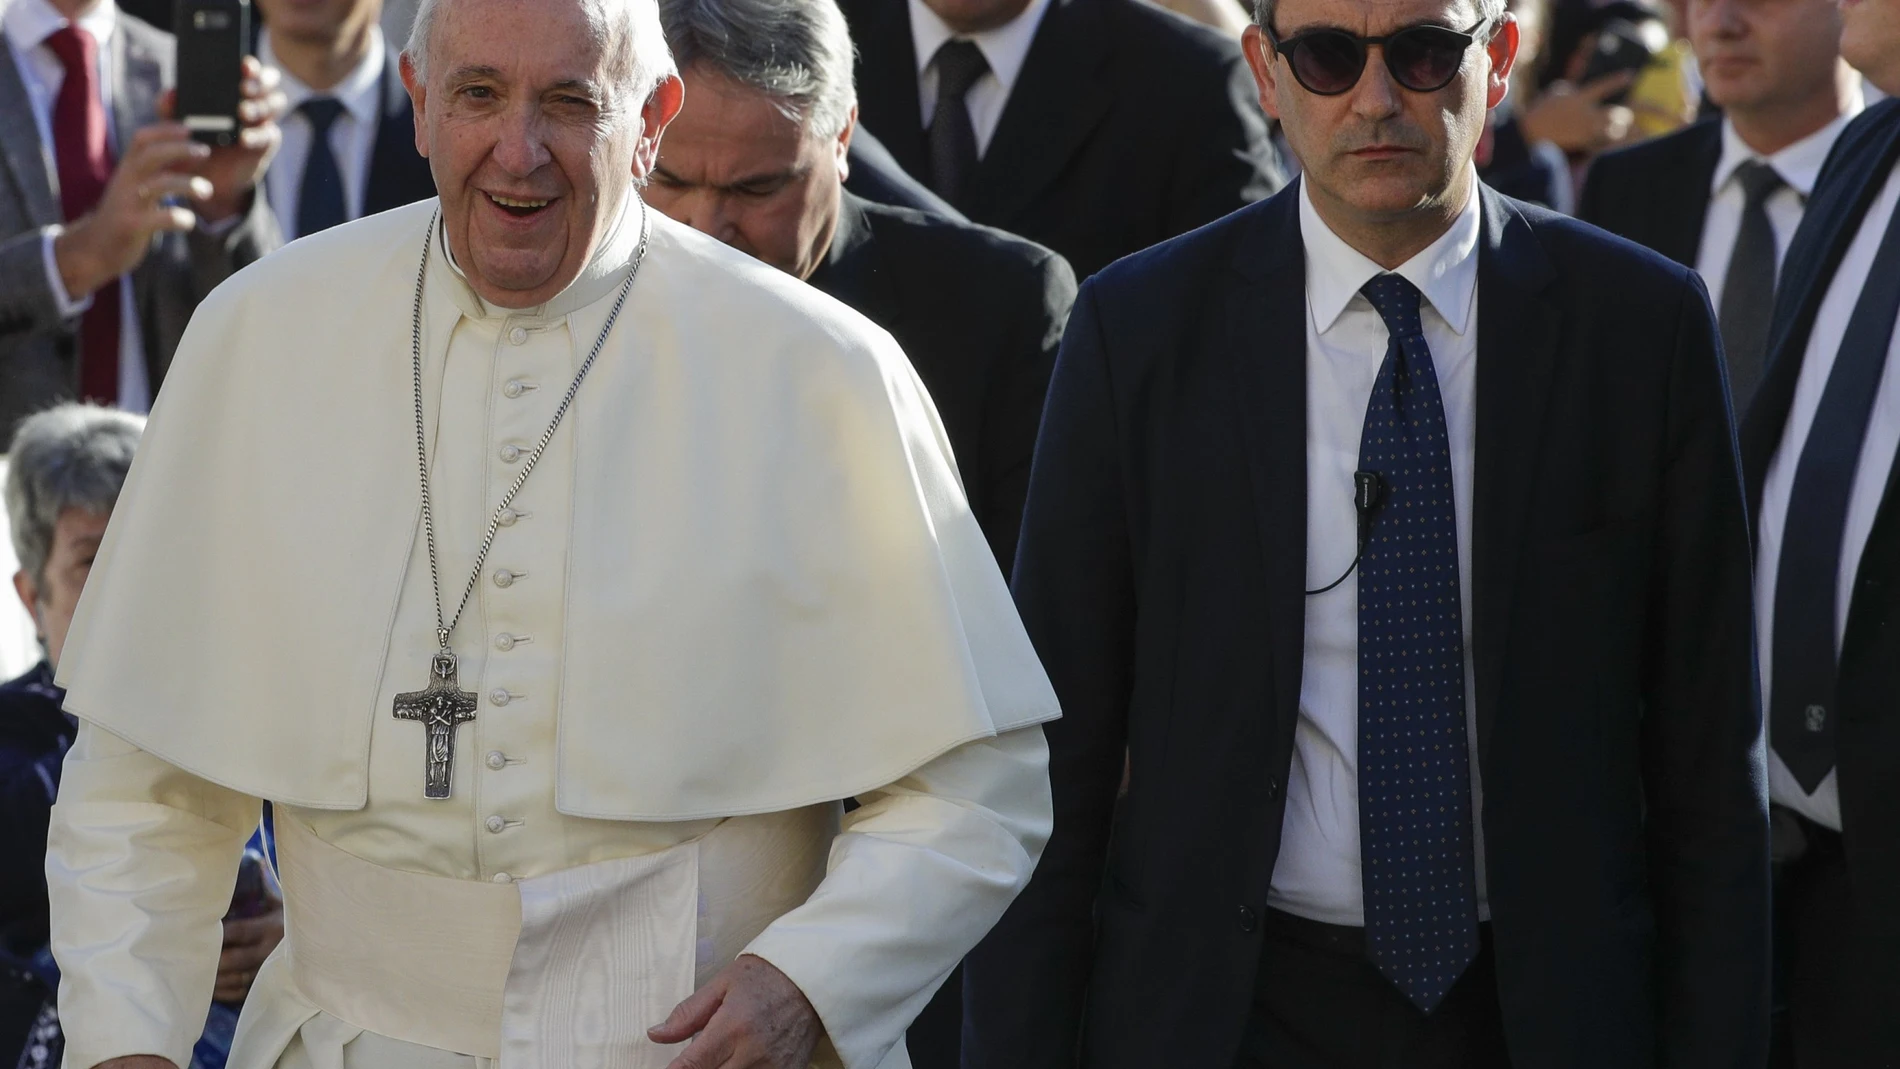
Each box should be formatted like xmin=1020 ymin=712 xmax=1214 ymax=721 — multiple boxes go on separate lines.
xmin=259 ymin=26 xmax=387 ymax=241
xmin=908 ymin=0 xmax=1050 ymax=158
xmin=1269 ymin=178 xmax=1488 ymax=927
xmin=1756 ymin=156 xmax=1900 ymax=832
xmin=4 ymin=0 xmax=151 ymax=413
xmin=1695 ymin=105 xmax=1861 ymax=311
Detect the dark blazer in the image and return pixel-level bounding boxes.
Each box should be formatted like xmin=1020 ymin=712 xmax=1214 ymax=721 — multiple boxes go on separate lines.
xmin=359 ymin=49 xmax=436 ymax=219
xmin=1577 ymin=118 xmax=1724 ymax=268
xmin=0 ymin=13 xmax=281 ymax=441
xmin=0 ymin=662 xmax=69 ymax=1065
xmin=845 ymin=128 xmax=963 ymax=220
xmin=807 ymin=192 xmax=1073 ymax=575
xmin=842 ymin=0 xmax=1283 ymax=280
xmin=1740 ymin=97 xmax=1900 ymax=1051
xmin=961 ymin=181 xmax=1769 ymax=1069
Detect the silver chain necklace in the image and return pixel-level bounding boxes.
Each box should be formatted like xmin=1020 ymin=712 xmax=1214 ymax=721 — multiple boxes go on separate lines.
xmin=391 ymin=201 xmax=650 ymax=799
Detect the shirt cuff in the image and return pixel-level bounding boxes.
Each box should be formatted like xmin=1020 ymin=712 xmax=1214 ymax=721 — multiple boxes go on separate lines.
xmin=41 ymin=229 xmax=93 ymax=318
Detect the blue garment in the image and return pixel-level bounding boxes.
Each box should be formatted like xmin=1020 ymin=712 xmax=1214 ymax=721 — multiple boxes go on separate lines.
xmin=0 ymin=662 xmax=273 ymax=1069
xmin=1355 ymin=275 xmax=1481 ymax=1012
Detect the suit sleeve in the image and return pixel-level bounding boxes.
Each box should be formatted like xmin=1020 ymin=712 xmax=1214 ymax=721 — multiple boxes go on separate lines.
xmin=979 ymin=249 xmax=1077 ymax=578
xmin=1642 ymin=273 xmax=1771 ymax=1068
xmin=1164 ymin=53 xmax=1284 ymax=238
xmin=962 ymin=283 xmax=1138 ymax=1068
xmin=0 ymin=228 xmax=73 ymax=339
xmin=47 ymin=720 xmax=260 ymax=1069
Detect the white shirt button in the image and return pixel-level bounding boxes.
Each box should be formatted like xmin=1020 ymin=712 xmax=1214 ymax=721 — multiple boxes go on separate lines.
xmin=493 ymin=569 xmax=515 ymax=588
xmin=497 ymin=508 xmax=519 ymax=527
xmin=508 ymin=326 xmax=528 ymax=346
xmin=503 ymin=380 xmax=526 ymax=399
xmin=499 ymin=444 xmax=522 ymax=463
xmin=495 ymin=633 xmax=516 ymax=651
xmin=490 ymin=688 xmax=512 ymax=706
xmin=485 ymin=750 xmax=507 ymax=770
xmin=486 ymin=815 xmax=507 ymax=834
xmin=492 ymin=872 xmax=513 ymax=884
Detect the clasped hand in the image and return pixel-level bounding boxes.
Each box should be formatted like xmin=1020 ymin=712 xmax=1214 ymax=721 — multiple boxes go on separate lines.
xmin=651 ymin=954 xmax=824 ymax=1069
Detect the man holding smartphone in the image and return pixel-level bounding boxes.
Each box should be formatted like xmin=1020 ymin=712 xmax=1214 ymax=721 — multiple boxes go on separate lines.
xmin=0 ymin=0 xmax=285 ymax=438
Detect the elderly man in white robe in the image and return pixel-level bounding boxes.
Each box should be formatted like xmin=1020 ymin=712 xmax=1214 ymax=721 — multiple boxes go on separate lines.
xmin=39 ymin=0 xmax=1059 ymax=1063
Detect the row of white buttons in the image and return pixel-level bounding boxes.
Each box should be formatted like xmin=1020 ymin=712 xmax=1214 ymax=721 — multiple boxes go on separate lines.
xmin=502 ymin=379 xmax=539 ymax=399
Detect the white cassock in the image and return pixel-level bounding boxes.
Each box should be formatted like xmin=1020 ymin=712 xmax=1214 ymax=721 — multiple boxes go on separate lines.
xmin=44 ymin=195 xmax=1059 ymax=1069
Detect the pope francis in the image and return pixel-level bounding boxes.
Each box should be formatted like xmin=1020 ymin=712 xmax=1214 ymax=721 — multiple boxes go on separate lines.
xmin=39 ymin=0 xmax=1059 ymax=1065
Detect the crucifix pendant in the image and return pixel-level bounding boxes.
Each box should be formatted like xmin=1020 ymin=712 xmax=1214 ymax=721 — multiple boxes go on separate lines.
xmin=392 ymin=650 xmax=479 ymax=799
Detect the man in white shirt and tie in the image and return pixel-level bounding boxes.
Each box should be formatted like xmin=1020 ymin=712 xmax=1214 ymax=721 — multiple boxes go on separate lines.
xmin=1578 ymin=0 xmax=1862 ymax=411
xmin=839 ymin=0 xmax=1282 ymax=279
xmin=1739 ymin=0 xmax=1900 ymax=1059
xmin=0 ymin=0 xmax=282 ymax=435
xmin=255 ymin=0 xmax=434 ymax=239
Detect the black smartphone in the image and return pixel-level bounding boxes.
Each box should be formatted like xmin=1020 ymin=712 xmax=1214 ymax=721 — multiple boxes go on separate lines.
xmin=1577 ymin=18 xmax=1663 ymax=105
xmin=172 ymin=0 xmax=249 ymax=146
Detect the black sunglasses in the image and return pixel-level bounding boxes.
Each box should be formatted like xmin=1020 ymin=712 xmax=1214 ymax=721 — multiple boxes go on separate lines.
xmin=1264 ymin=18 xmax=1494 ymax=96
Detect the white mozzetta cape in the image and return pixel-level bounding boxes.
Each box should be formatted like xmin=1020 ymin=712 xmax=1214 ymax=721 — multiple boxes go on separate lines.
xmin=57 ymin=199 xmax=1060 ymax=818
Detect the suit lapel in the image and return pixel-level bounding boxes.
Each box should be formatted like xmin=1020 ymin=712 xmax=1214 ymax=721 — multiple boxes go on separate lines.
xmin=1472 ymin=186 xmax=1560 ymax=760
xmin=112 ymin=22 xmax=162 ymax=163
xmin=0 ymin=37 xmax=62 ymax=225
xmin=1224 ymin=187 xmax=1308 ymax=746
xmin=965 ymin=0 xmax=1112 ymax=224
xmin=1740 ymin=105 xmax=1900 ymax=515
xmin=807 ymin=193 xmax=899 ymax=326
xmin=364 ymin=51 xmax=432 ymax=216
xmin=850 ymin=0 xmax=929 ymax=181
xmin=1652 ymin=120 xmax=1723 ymax=267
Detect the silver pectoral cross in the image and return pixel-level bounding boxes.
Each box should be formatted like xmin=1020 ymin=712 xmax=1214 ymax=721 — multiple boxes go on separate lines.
xmin=393 ymin=651 xmax=479 ymax=799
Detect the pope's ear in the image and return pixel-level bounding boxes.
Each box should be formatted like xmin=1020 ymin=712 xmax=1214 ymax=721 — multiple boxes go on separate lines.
xmin=634 ymin=74 xmax=685 ymax=178
xmin=401 ymin=52 xmax=429 ymax=157
xmin=836 ymin=106 xmax=858 ymax=184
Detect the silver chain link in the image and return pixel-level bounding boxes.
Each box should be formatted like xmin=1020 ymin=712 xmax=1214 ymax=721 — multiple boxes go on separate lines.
xmin=408 ymin=202 xmax=650 ymax=652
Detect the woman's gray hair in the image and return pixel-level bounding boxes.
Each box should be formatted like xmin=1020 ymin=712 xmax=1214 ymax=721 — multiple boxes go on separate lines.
xmin=4 ymin=405 xmax=143 ymax=590
xmin=407 ymin=0 xmax=678 ymax=111
xmin=1253 ymin=0 xmax=1507 ymax=33
xmin=658 ymin=0 xmax=857 ymax=138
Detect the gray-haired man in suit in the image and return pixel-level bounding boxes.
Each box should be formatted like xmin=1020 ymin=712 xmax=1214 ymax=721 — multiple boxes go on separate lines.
xmin=0 ymin=0 xmax=283 ymax=439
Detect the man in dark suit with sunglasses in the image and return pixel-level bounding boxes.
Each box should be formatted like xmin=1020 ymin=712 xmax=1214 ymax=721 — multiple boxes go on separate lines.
xmin=959 ymin=0 xmax=1769 ymax=1062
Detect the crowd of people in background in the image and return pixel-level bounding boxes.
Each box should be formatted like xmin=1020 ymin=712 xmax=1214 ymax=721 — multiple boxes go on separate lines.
xmin=2 ymin=0 xmax=1898 ymax=1061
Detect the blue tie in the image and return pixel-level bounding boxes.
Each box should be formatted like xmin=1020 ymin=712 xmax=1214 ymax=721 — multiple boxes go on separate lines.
xmin=1356 ymin=273 xmax=1480 ymax=1013
xmin=296 ymin=97 xmax=347 ymax=239
xmin=1769 ymin=196 xmax=1900 ymax=792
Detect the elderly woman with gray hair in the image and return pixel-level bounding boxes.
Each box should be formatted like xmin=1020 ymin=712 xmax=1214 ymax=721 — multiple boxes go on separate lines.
xmin=0 ymin=405 xmax=282 ymax=1069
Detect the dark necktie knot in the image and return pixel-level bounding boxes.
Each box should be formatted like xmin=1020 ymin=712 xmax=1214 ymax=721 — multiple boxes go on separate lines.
xmin=933 ymin=39 xmax=989 ymax=102
xmin=43 ymin=24 xmax=96 ymax=73
xmin=1733 ymin=159 xmax=1786 ymax=206
xmin=300 ymin=96 xmax=346 ymax=135
xmin=1360 ymin=274 xmax=1425 ymax=339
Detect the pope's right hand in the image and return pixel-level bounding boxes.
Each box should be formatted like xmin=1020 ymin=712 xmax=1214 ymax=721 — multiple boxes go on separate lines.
xmin=94 ymin=1058 xmax=177 ymax=1069
xmin=52 ymin=123 xmax=214 ymax=301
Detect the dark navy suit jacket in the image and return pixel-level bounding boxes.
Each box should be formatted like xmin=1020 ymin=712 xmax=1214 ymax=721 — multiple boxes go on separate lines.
xmin=962 ymin=181 xmax=1769 ymax=1069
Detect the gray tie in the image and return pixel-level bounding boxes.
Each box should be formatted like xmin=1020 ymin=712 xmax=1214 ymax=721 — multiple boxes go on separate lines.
xmin=927 ymin=40 xmax=989 ymax=207
xmin=1717 ymin=160 xmax=1789 ymax=412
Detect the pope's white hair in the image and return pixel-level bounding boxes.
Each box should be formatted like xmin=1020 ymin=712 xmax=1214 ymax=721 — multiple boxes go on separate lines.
xmin=407 ymin=0 xmax=678 ymax=113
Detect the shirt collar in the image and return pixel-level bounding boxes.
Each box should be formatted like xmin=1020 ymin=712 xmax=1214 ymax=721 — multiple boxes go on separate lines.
xmin=4 ymin=0 xmax=116 ymax=58
xmin=1711 ymin=96 xmax=1865 ymax=199
xmin=259 ymin=24 xmax=387 ymax=126
xmin=1299 ymin=175 xmax=1482 ymax=337
xmin=908 ymin=0 xmax=1052 ymax=98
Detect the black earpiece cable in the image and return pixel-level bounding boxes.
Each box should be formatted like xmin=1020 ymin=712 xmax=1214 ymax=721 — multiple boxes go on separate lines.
xmin=1305 ymin=471 xmax=1388 ymax=596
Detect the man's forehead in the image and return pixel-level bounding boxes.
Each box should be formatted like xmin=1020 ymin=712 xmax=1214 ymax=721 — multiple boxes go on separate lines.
xmin=1274 ymin=0 xmax=1483 ymax=33
xmin=434 ymin=0 xmax=608 ymax=77
xmin=663 ymin=69 xmax=817 ymax=172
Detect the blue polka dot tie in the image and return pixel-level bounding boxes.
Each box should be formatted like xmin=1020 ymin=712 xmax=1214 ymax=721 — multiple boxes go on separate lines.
xmin=1356 ymin=274 xmax=1480 ymax=1014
